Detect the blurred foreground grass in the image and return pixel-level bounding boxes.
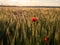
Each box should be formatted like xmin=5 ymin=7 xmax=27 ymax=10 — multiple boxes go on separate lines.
xmin=0 ymin=7 xmax=60 ymax=45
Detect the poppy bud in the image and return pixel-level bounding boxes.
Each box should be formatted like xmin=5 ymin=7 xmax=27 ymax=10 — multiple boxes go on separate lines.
xmin=44 ymin=36 xmax=49 ymax=43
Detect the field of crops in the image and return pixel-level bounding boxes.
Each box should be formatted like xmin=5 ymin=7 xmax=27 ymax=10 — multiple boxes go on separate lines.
xmin=0 ymin=7 xmax=60 ymax=45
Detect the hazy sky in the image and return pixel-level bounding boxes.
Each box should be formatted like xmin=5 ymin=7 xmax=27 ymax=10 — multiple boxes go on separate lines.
xmin=0 ymin=0 xmax=60 ymax=6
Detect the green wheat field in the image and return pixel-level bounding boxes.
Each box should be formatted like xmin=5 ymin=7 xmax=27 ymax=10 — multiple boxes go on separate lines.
xmin=0 ymin=7 xmax=60 ymax=45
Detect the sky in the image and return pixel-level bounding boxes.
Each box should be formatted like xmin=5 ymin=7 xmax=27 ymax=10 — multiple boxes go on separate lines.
xmin=0 ymin=0 xmax=60 ymax=6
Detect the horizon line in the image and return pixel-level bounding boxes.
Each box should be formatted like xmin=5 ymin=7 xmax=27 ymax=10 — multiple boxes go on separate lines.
xmin=0 ymin=5 xmax=60 ymax=8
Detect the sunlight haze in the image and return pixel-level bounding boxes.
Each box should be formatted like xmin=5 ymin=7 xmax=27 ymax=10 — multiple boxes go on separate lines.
xmin=0 ymin=0 xmax=60 ymax=6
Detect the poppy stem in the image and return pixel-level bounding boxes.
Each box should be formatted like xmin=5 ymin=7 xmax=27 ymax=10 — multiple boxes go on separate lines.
xmin=46 ymin=43 xmax=48 ymax=45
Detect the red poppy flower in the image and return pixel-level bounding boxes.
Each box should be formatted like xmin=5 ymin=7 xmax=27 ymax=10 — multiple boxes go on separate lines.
xmin=44 ymin=36 xmax=49 ymax=43
xmin=32 ymin=17 xmax=38 ymax=22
